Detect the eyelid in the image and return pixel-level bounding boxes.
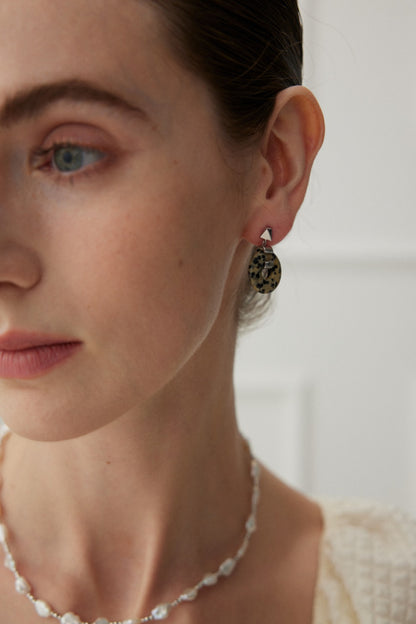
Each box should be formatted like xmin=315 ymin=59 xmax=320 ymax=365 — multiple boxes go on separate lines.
xmin=29 ymin=122 xmax=128 ymax=185
xmin=36 ymin=122 xmax=120 ymax=155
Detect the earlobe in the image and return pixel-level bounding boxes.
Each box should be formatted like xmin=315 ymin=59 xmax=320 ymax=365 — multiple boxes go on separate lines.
xmin=243 ymin=86 xmax=325 ymax=246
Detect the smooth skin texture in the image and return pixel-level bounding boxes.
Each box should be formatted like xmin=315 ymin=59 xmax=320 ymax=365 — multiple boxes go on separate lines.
xmin=0 ymin=1 xmax=324 ymax=623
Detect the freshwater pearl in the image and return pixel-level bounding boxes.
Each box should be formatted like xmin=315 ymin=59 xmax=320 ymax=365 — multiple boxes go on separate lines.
xmin=0 ymin=423 xmax=10 ymax=440
xmin=35 ymin=600 xmax=52 ymax=617
xmin=203 ymin=573 xmax=218 ymax=586
xmin=251 ymin=462 xmax=260 ymax=480
xmin=15 ymin=575 xmax=30 ymax=594
xmin=4 ymin=552 xmax=14 ymax=570
xmin=151 ymin=604 xmax=170 ymax=620
xmin=62 ymin=613 xmax=82 ymax=624
xmin=219 ymin=558 xmax=236 ymax=577
xmin=246 ymin=515 xmax=256 ymax=533
xmin=180 ymin=587 xmax=198 ymax=601
xmin=0 ymin=523 xmax=7 ymax=543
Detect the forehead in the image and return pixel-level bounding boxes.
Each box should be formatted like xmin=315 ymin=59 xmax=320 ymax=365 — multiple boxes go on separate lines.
xmin=0 ymin=0 xmax=175 ymax=108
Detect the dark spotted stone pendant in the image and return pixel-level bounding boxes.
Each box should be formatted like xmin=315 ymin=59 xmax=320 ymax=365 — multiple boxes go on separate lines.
xmin=248 ymin=228 xmax=281 ymax=294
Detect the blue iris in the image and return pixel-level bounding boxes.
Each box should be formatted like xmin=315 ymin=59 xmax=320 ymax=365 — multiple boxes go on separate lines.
xmin=53 ymin=146 xmax=104 ymax=173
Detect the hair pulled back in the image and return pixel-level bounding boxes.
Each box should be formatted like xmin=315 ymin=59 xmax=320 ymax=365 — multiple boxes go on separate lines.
xmin=147 ymin=0 xmax=304 ymax=326
xmin=149 ymin=0 xmax=303 ymax=144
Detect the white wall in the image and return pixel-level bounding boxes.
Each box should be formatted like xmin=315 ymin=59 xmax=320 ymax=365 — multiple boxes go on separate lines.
xmin=235 ymin=0 xmax=416 ymax=515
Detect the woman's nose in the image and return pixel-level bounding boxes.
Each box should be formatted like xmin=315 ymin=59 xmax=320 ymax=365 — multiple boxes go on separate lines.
xmin=0 ymin=240 xmax=41 ymax=290
xmin=0 ymin=146 xmax=42 ymax=290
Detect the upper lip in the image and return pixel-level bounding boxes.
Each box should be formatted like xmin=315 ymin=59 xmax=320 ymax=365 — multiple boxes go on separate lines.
xmin=0 ymin=331 xmax=81 ymax=351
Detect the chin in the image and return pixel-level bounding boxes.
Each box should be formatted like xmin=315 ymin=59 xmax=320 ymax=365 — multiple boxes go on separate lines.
xmin=0 ymin=395 xmax=115 ymax=443
xmin=0 ymin=368 xmax=134 ymax=443
xmin=0 ymin=415 xmax=102 ymax=443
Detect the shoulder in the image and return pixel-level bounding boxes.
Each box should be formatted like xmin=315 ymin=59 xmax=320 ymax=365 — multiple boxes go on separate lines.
xmin=313 ymin=498 xmax=416 ymax=624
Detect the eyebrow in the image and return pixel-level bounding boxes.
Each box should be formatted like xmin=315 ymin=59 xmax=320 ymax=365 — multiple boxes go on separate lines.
xmin=0 ymin=79 xmax=148 ymax=127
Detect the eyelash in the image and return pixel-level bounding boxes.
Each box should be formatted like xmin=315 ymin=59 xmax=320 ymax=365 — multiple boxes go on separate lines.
xmin=31 ymin=141 xmax=108 ymax=184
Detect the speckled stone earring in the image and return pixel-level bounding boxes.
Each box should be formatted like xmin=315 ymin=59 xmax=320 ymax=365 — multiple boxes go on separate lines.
xmin=248 ymin=227 xmax=282 ymax=294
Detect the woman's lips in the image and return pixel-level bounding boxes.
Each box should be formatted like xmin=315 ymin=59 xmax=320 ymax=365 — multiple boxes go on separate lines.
xmin=0 ymin=340 xmax=82 ymax=380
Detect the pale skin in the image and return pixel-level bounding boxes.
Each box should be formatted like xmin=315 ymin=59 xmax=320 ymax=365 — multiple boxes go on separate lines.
xmin=0 ymin=1 xmax=325 ymax=623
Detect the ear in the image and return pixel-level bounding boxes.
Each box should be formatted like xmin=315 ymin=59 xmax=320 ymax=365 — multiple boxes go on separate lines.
xmin=242 ymin=86 xmax=325 ymax=245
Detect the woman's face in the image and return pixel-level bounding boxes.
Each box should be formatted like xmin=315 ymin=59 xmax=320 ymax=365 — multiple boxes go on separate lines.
xmin=0 ymin=0 xmax=252 ymax=440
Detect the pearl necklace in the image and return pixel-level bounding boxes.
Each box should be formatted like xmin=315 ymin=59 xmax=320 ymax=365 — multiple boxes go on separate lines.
xmin=0 ymin=423 xmax=260 ymax=624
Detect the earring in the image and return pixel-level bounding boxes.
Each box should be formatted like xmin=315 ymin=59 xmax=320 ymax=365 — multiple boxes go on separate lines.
xmin=248 ymin=227 xmax=282 ymax=294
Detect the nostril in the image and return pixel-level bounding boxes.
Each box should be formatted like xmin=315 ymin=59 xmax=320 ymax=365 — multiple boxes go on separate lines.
xmin=0 ymin=243 xmax=41 ymax=290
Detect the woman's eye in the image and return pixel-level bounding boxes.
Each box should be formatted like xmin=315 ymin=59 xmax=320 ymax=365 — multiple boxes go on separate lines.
xmin=52 ymin=145 xmax=105 ymax=173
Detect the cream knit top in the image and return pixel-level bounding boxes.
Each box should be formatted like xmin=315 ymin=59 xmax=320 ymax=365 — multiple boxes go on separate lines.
xmin=313 ymin=499 xmax=416 ymax=623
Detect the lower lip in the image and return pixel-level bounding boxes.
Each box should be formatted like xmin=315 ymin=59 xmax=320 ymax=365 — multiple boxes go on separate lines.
xmin=0 ymin=343 xmax=82 ymax=380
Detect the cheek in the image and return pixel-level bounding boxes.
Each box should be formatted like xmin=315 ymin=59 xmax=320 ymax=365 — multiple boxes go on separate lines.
xmin=45 ymin=194 xmax=228 ymax=381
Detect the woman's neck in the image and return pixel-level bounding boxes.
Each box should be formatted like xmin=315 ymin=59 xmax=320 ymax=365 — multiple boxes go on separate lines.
xmin=0 ymin=332 xmax=251 ymax=620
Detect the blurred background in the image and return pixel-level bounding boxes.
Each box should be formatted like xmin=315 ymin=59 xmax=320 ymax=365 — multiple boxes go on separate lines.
xmin=235 ymin=0 xmax=416 ymax=514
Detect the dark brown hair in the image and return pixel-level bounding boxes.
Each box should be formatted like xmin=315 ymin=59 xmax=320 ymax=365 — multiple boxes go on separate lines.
xmin=147 ymin=0 xmax=303 ymax=326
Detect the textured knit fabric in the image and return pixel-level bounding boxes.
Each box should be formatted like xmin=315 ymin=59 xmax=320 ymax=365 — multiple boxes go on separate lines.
xmin=313 ymin=500 xmax=416 ymax=624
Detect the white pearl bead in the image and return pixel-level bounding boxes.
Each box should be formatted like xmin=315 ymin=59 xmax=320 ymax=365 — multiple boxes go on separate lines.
xmin=246 ymin=515 xmax=256 ymax=533
xmin=122 ymin=620 xmax=136 ymax=624
xmin=0 ymin=523 xmax=8 ymax=544
xmin=61 ymin=613 xmax=82 ymax=624
xmin=151 ymin=603 xmax=170 ymax=620
xmin=4 ymin=553 xmax=14 ymax=570
xmin=203 ymin=573 xmax=218 ymax=586
xmin=35 ymin=600 xmax=52 ymax=617
xmin=94 ymin=619 xmax=109 ymax=624
xmin=251 ymin=461 xmax=260 ymax=480
xmin=180 ymin=587 xmax=198 ymax=601
xmin=219 ymin=558 xmax=236 ymax=577
xmin=15 ymin=575 xmax=30 ymax=594
xmin=0 ymin=423 xmax=10 ymax=441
